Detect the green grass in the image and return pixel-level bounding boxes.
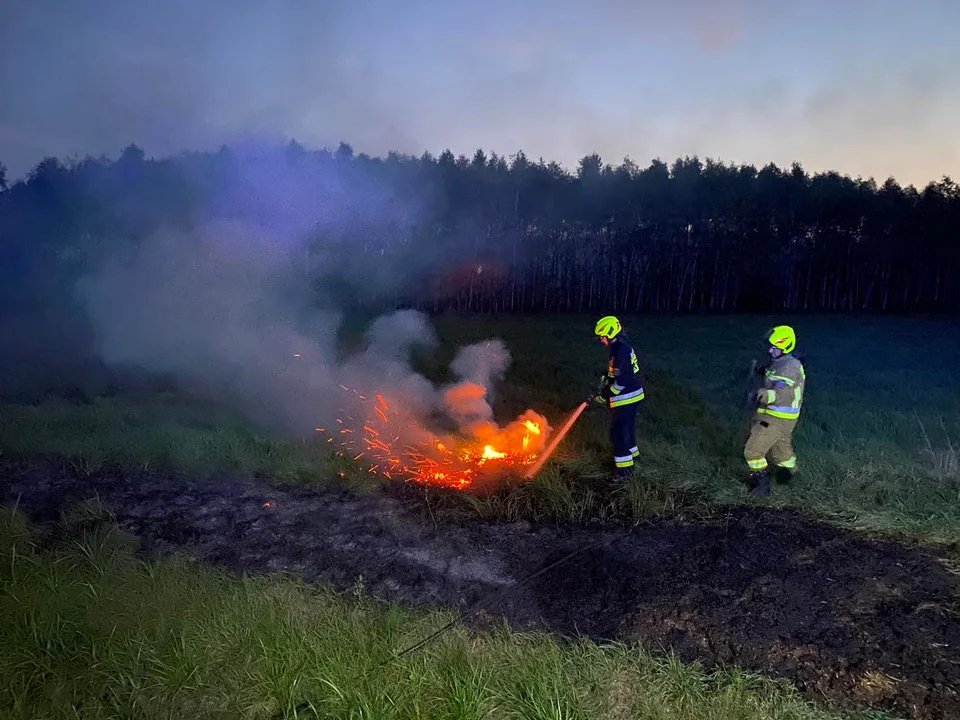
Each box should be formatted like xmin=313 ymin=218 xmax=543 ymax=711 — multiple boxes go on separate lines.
xmin=427 ymin=314 xmax=960 ymax=543
xmin=0 ymin=503 xmax=887 ymax=720
xmin=0 ymin=394 xmax=376 ymax=489
xmin=3 ymin=315 xmax=960 ymax=543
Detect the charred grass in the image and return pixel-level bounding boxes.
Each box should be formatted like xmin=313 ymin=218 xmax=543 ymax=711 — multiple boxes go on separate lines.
xmin=0 ymin=504 xmax=885 ymax=720
xmin=2 ymin=315 xmax=960 ymax=544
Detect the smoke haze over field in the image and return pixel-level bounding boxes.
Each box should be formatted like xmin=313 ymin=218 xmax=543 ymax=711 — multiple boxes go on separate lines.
xmin=71 ymin=182 xmax=543 ymax=465
xmin=76 ymin=219 xmax=337 ymax=432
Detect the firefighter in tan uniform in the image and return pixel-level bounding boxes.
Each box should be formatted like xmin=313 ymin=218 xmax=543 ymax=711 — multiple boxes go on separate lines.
xmin=744 ymin=325 xmax=805 ymax=497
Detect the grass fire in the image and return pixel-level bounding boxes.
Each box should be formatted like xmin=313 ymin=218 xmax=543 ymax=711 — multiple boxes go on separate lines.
xmin=321 ymin=384 xmax=552 ymax=489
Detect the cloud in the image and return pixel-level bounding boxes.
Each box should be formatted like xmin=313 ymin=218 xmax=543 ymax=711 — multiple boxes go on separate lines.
xmin=0 ymin=0 xmax=956 ymax=186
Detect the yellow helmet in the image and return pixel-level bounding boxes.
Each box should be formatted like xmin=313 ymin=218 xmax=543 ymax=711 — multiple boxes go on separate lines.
xmin=594 ymin=315 xmax=622 ymax=339
xmin=766 ymin=325 xmax=796 ymax=354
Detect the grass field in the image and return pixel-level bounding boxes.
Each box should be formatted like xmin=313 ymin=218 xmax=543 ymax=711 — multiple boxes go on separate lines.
xmin=0 ymin=503 xmax=886 ymax=720
xmin=3 ymin=314 xmax=959 ymax=543
xmin=3 ymin=314 xmax=956 ymax=719
xmin=434 ymin=314 xmax=960 ymax=542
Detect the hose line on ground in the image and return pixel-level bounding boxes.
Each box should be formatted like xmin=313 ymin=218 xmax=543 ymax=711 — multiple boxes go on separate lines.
xmin=382 ymin=530 xmax=622 ymax=665
xmin=276 ymin=526 xmax=635 ymax=719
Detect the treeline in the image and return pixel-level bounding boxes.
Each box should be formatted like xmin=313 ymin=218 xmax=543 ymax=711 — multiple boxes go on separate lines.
xmin=1 ymin=141 xmax=959 ymax=315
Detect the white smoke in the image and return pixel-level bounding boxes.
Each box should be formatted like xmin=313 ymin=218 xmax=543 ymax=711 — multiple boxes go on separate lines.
xmin=74 ymin=220 xmax=530 ymax=451
xmin=440 ymin=340 xmax=511 ymax=437
xmin=450 ymin=339 xmax=511 ymax=388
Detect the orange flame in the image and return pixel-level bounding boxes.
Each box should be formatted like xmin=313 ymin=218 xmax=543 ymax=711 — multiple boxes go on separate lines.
xmin=482 ymin=445 xmax=506 ymax=460
xmin=322 ymin=386 xmax=552 ymax=489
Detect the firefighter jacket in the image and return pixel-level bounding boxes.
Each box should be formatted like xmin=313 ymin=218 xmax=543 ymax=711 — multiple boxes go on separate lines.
xmin=601 ymin=335 xmax=646 ymax=408
xmin=757 ymin=353 xmax=805 ymax=420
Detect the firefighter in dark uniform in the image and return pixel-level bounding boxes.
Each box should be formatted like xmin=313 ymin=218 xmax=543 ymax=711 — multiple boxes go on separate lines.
xmin=590 ymin=316 xmax=646 ymax=479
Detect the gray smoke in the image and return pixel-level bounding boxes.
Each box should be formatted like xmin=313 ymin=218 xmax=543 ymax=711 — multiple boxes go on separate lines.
xmin=69 ymin=142 xmax=552 ymax=472
xmin=450 ymin=339 xmax=511 ymax=388
xmin=441 ymin=340 xmax=512 ymax=434
xmin=76 ymin=220 xmax=332 ymax=430
xmin=74 ymin=219 xmax=524 ymax=451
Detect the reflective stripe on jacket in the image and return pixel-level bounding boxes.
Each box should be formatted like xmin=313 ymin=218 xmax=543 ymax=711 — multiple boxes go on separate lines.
xmin=604 ymin=335 xmax=646 ymax=408
xmin=757 ymin=354 xmax=805 ymax=420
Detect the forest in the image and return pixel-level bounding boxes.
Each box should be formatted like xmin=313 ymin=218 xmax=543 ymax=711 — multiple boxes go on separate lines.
xmin=1 ymin=141 xmax=958 ymax=319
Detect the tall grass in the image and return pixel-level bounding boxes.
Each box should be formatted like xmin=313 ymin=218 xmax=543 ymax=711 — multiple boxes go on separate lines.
xmin=0 ymin=504 xmax=886 ymax=720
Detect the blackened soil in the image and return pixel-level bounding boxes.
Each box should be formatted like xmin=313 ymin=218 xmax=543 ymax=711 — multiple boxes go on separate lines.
xmin=2 ymin=461 xmax=959 ymax=719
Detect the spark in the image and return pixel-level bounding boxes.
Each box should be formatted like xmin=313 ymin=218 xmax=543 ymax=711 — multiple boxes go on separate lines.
xmin=321 ymin=385 xmax=552 ymax=490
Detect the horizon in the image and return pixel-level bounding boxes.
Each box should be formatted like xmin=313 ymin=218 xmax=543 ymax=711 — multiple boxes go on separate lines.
xmin=4 ymin=137 xmax=957 ymax=192
xmin=1 ymin=0 xmax=958 ymax=188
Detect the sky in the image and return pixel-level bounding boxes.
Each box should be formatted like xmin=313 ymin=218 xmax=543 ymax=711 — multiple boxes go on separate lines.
xmin=1 ymin=0 xmax=958 ymax=187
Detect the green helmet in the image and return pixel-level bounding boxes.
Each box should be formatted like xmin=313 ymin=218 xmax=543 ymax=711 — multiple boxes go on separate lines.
xmin=594 ymin=315 xmax=622 ymax=339
xmin=767 ymin=325 xmax=796 ymax=354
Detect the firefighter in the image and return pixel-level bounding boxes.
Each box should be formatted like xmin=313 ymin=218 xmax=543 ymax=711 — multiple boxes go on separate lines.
xmin=589 ymin=315 xmax=646 ymax=479
xmin=744 ymin=325 xmax=806 ymax=496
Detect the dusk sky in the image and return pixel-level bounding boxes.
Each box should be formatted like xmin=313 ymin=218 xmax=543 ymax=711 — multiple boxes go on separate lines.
xmin=1 ymin=0 xmax=958 ymax=187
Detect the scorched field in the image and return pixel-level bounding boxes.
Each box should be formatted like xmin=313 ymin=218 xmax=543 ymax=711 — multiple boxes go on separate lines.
xmin=2 ymin=314 xmax=960 ymax=720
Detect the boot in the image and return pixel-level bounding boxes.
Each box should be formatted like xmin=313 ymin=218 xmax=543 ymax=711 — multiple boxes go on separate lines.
xmin=774 ymin=466 xmax=793 ymax=485
xmin=749 ymin=469 xmax=771 ymax=497
xmin=615 ymin=466 xmax=635 ymax=481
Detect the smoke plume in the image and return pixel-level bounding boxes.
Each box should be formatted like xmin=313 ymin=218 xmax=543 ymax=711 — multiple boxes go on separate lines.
xmin=441 ymin=340 xmax=511 ymax=438
xmin=65 ymin=144 xmax=552 ymax=485
xmin=74 ymin=219 xmax=548 ymax=477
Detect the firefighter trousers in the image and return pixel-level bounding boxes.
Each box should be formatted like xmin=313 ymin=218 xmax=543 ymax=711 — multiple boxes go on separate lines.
xmin=744 ymin=414 xmax=797 ymax=473
xmin=611 ymin=403 xmax=640 ymax=474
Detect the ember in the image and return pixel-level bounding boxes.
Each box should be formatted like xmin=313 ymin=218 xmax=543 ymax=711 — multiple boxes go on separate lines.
xmin=322 ymin=386 xmax=552 ymax=489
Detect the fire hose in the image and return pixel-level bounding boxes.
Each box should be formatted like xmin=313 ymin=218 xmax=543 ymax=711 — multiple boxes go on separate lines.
xmin=522 ymin=378 xmax=607 ymax=479
xmin=381 ymin=532 xmax=617 ymax=666
xmin=275 ymin=386 xmax=614 ymax=718
xmin=385 ymin=387 xmax=608 ymax=663
xmin=274 ymin=532 xmax=626 ymax=719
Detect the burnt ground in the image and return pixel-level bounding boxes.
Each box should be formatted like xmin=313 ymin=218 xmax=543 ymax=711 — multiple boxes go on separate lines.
xmin=2 ymin=461 xmax=960 ymax=719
